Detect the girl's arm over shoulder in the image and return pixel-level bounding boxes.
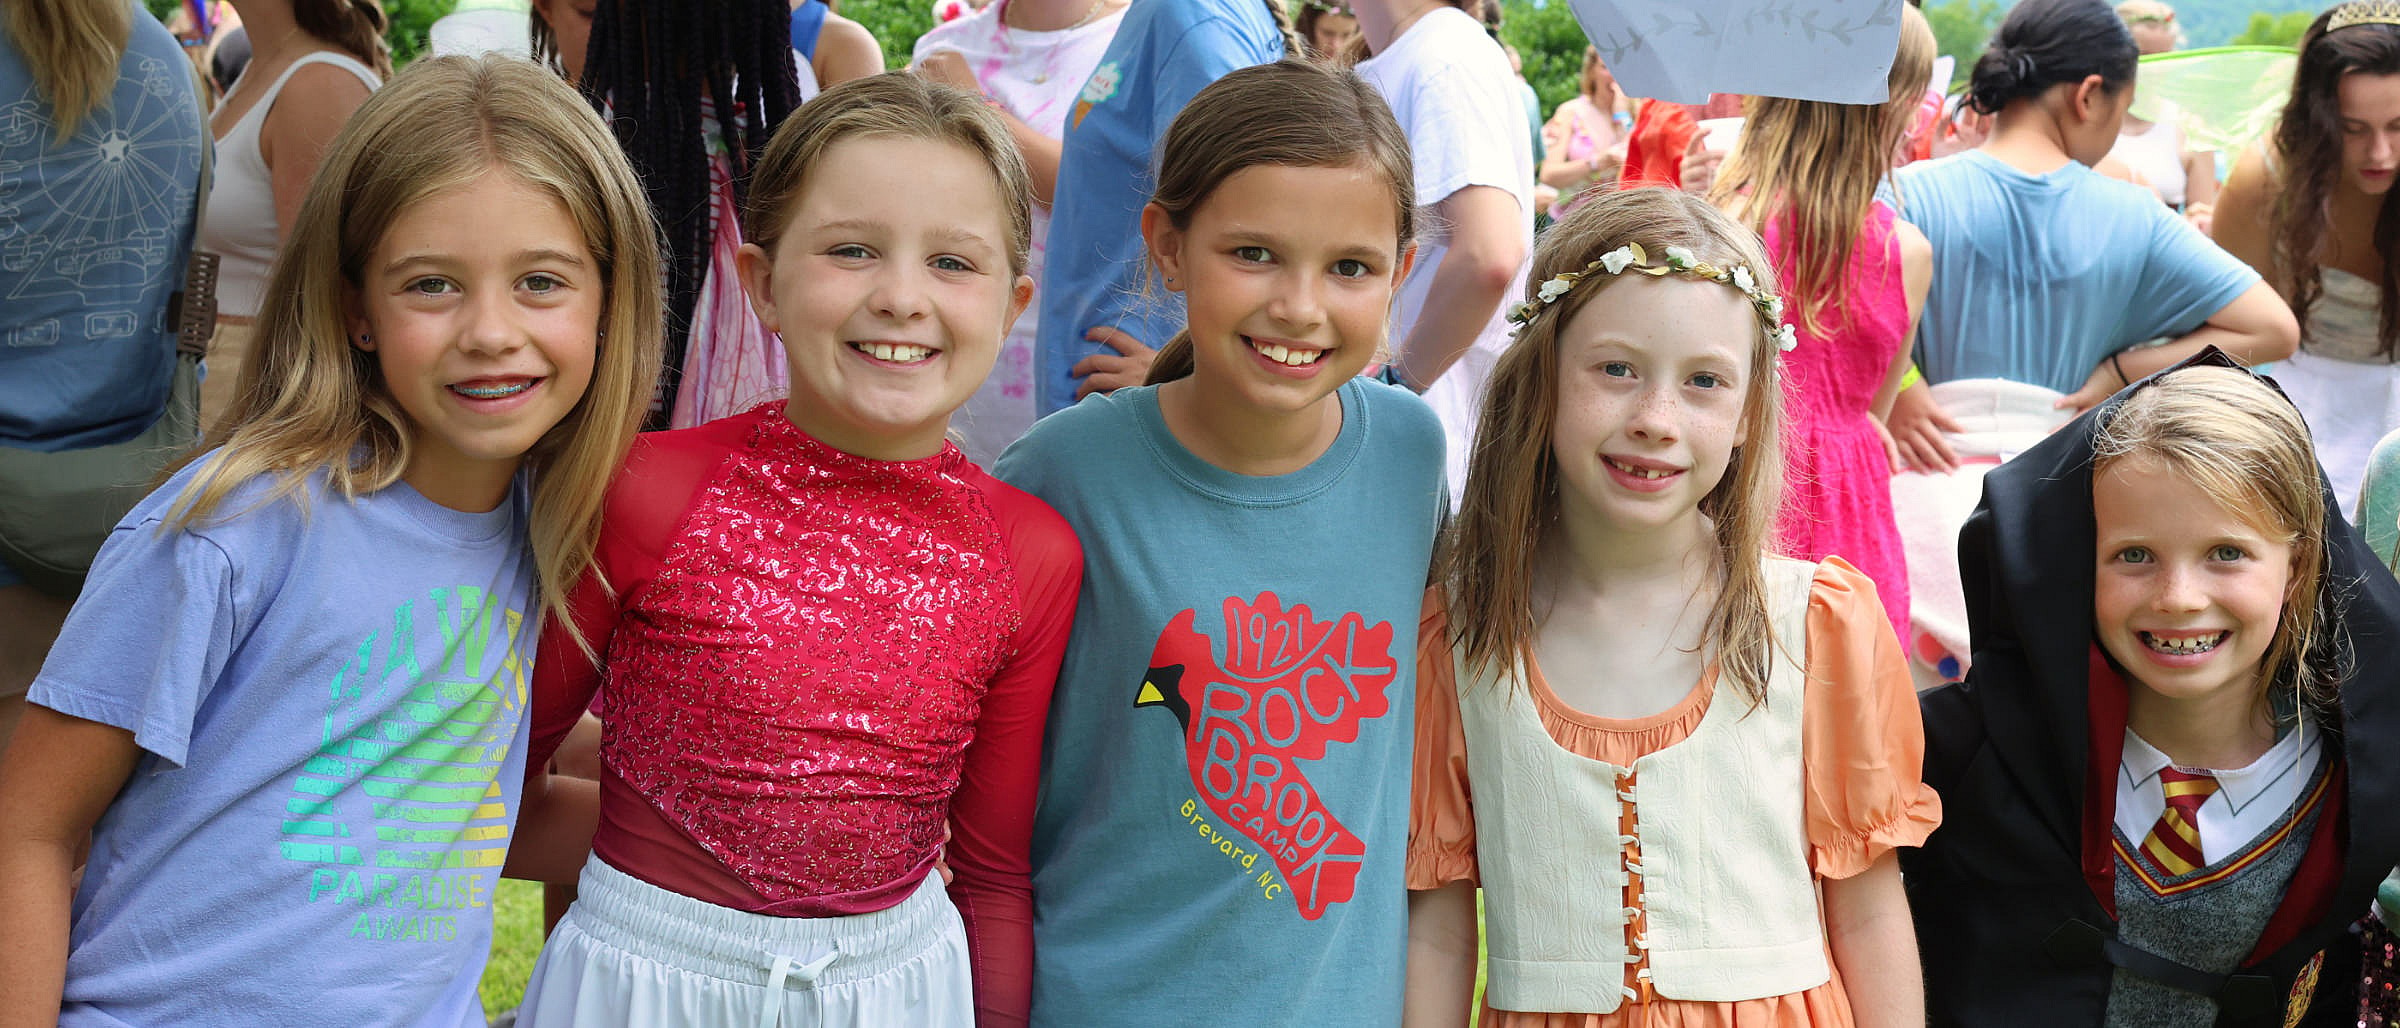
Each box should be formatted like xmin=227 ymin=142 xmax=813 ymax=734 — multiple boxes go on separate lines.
xmin=944 ymin=483 xmax=1083 ymax=1028
xmin=0 ymin=706 xmax=143 ymax=1025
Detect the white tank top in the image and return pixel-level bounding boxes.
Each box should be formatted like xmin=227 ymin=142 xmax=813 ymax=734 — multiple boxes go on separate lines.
xmin=198 ymin=51 xmax=380 ymax=318
xmin=2109 ymin=117 xmax=2189 ymax=208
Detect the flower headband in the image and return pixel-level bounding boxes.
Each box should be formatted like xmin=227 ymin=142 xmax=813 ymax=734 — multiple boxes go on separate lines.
xmin=1505 ymin=242 xmax=1798 ymax=352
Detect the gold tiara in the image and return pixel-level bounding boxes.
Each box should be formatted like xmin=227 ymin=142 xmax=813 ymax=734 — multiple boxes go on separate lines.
xmin=2331 ymin=0 xmax=2400 ymax=32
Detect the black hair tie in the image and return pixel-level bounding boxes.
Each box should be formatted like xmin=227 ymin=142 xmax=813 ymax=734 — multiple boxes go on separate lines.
xmin=2012 ymin=51 xmax=2039 ymax=85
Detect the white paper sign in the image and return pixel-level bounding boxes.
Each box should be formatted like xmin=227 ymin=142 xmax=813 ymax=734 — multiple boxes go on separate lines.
xmin=1567 ymin=0 xmax=1907 ymax=106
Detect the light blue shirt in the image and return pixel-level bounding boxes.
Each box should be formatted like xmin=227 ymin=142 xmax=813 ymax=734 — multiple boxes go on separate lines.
xmin=1032 ymin=0 xmax=1282 ymax=416
xmin=1892 ymin=149 xmax=2258 ymax=394
xmin=34 ymin=457 xmax=536 ymax=1027
xmin=0 ymin=2 xmax=204 ymax=451
xmin=994 ymin=380 xmax=1445 ymax=1027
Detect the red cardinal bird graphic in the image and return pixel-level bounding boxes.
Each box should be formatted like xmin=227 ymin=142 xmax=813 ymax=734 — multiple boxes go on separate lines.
xmin=1133 ymin=593 xmax=1397 ymax=920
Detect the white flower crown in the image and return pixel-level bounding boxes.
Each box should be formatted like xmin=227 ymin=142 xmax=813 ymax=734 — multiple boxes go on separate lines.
xmin=1505 ymin=242 xmax=1798 ymax=352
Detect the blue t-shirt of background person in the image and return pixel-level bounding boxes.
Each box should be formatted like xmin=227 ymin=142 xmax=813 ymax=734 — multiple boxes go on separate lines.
xmin=1032 ymin=0 xmax=1282 ymax=417
xmin=1892 ymin=149 xmax=2258 ymax=394
xmin=0 ymin=0 xmax=205 ymax=451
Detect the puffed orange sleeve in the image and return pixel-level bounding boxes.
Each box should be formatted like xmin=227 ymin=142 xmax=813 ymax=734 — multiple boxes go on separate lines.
xmin=1408 ymin=588 xmax=1480 ymax=889
xmin=1803 ymin=558 xmax=1944 ymax=880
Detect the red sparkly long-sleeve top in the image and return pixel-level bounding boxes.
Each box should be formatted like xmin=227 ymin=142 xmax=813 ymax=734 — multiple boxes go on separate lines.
xmin=526 ymin=405 xmax=1081 ymax=1026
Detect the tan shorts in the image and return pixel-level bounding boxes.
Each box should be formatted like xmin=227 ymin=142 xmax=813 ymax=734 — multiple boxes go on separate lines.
xmin=198 ymin=317 xmax=254 ymax=436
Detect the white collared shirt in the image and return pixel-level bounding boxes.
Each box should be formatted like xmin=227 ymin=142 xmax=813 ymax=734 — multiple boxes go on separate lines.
xmin=2116 ymin=720 xmax=2323 ymax=867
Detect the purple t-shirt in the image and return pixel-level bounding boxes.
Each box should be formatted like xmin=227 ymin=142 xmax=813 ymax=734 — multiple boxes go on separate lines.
xmin=32 ymin=454 xmax=536 ymax=1027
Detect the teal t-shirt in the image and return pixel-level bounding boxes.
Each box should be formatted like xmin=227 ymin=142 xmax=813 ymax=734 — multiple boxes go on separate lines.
xmin=1892 ymin=149 xmax=2259 ymax=394
xmin=994 ymin=379 xmax=1445 ymax=1026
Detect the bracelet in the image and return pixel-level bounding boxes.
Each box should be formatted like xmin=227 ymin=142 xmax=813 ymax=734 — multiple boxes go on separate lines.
xmin=2109 ymin=352 xmax=2131 ymax=388
xmin=1898 ymin=365 xmax=1923 ymax=391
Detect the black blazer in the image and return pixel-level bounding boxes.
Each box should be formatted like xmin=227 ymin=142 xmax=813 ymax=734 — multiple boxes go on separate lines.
xmin=1901 ymin=350 xmax=2400 ymax=1027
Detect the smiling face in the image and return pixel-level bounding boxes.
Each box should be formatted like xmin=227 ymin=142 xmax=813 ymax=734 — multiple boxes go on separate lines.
xmin=348 ymin=169 xmax=601 ymax=512
xmin=2093 ymin=455 xmax=2295 ymax=716
xmin=1548 ymin=275 xmax=1756 ymax=539
xmin=1144 ymin=161 xmax=1409 ymax=420
xmin=2338 ymin=71 xmax=2400 ymax=196
xmin=737 ymin=134 xmax=1033 ymax=461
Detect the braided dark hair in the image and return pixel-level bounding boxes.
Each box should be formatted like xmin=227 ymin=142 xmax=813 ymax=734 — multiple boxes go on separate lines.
xmin=580 ymin=0 xmax=803 ymax=426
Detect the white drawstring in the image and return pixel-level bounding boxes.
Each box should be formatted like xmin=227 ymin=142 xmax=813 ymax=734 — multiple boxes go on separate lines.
xmin=755 ymin=949 xmax=840 ymax=1028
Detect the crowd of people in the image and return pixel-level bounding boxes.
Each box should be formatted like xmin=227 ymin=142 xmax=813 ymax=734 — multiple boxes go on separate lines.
xmin=0 ymin=0 xmax=2396 ymax=1024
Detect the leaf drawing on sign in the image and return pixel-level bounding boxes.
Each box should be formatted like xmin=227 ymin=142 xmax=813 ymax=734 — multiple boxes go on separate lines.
xmin=1745 ymin=0 xmax=1796 ymax=31
xmin=1590 ymin=28 xmax=1647 ymax=66
xmin=1647 ymin=8 xmax=1715 ymax=39
xmin=1777 ymin=2 xmax=1898 ymax=44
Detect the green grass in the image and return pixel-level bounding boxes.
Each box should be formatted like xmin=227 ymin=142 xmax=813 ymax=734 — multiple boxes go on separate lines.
xmin=479 ymin=879 xmax=544 ymax=1019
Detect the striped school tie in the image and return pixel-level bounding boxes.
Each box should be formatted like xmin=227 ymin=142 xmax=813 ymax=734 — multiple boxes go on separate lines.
xmin=2141 ymin=767 xmax=2219 ymax=876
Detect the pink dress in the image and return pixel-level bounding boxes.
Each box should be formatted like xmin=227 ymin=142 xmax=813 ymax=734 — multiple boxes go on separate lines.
xmin=1768 ymin=201 xmax=1909 ymax=640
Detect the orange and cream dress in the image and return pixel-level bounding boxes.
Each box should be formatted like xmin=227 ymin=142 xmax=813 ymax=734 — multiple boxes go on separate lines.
xmin=1409 ymin=559 xmax=1942 ymax=1027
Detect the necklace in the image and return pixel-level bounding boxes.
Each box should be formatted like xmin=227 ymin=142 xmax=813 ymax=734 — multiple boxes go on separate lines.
xmin=991 ymin=0 xmax=1121 ymax=85
xmin=1001 ymin=0 xmax=1112 ymax=33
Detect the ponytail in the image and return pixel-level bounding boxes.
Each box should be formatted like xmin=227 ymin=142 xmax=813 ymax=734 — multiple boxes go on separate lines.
xmin=1965 ymin=0 xmax=2134 ymax=114
xmin=1143 ymin=331 xmax=1197 ymax=386
xmin=296 ymin=0 xmax=393 ymax=80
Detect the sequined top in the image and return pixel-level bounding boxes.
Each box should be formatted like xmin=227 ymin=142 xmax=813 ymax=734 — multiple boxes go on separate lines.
xmin=530 ymin=405 xmax=1082 ymax=1025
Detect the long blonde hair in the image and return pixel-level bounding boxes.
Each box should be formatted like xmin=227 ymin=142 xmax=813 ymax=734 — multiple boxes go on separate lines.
xmin=171 ymin=55 xmax=663 ymax=642
xmin=1447 ymin=188 xmax=1788 ymax=705
xmin=1708 ymin=4 xmax=1932 ymax=335
xmin=4 ymin=0 xmax=135 ymax=143
xmin=2093 ymin=366 xmax=2337 ymax=720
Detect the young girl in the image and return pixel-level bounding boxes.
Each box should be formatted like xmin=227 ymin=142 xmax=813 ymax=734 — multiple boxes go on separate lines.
xmin=992 ymin=60 xmax=1443 ymax=1026
xmin=2212 ymin=2 xmax=2399 ymax=515
xmin=0 ymin=54 xmax=660 ymax=1026
xmin=1709 ymin=5 xmax=1936 ymax=641
xmin=1405 ymin=187 xmax=1939 ymax=1026
xmin=1905 ymin=355 xmax=2400 ymax=1024
xmin=513 ymin=72 xmax=1080 ymax=1028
